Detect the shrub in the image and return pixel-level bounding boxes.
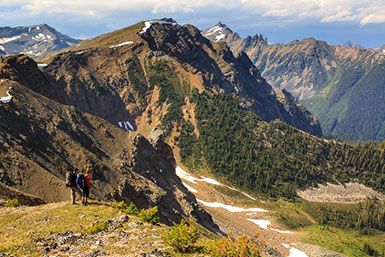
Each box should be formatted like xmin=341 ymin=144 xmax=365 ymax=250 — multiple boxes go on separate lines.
xmin=5 ymin=199 xmax=20 ymax=207
xmin=139 ymin=206 xmax=160 ymax=225
xmin=114 ymin=201 xmax=127 ymax=210
xmin=84 ymin=221 xmax=108 ymax=234
xmin=162 ymin=219 xmax=199 ymax=252
xmin=125 ymin=202 xmax=139 ymax=215
xmin=205 ymin=232 xmax=263 ymax=257
xmin=114 ymin=201 xmax=139 ymax=216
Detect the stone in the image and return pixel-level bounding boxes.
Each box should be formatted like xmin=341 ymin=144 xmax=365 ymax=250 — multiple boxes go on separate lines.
xmin=111 ymin=215 xmax=129 ymax=224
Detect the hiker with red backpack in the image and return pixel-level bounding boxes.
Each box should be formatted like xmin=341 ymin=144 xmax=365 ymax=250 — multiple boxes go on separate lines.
xmin=76 ymin=168 xmax=92 ymax=206
xmin=65 ymin=168 xmax=82 ymax=204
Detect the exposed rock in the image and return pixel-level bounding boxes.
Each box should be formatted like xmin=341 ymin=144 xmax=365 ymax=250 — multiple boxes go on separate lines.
xmin=111 ymin=215 xmax=129 ymax=224
xmin=298 ymin=183 xmax=385 ymax=203
xmin=294 ymin=243 xmax=347 ymax=257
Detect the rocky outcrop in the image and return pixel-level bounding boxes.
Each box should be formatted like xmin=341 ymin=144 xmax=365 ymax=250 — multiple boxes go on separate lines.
xmin=0 ymin=55 xmax=60 ymax=101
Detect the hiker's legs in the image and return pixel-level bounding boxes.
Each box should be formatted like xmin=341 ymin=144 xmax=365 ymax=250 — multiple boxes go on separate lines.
xmin=83 ymin=187 xmax=89 ymax=206
xmin=70 ymin=187 xmax=76 ymax=204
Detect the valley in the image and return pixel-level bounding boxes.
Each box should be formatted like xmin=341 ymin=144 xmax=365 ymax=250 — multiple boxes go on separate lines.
xmin=202 ymin=22 xmax=385 ymax=142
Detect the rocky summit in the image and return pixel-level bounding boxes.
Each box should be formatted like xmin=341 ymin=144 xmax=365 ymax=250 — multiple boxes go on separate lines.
xmin=0 ymin=24 xmax=80 ymax=57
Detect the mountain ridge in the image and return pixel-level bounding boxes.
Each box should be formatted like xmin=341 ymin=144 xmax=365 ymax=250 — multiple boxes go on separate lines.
xmin=0 ymin=24 xmax=80 ymax=57
xmin=41 ymin=19 xmax=322 ymax=137
xmin=203 ymin=22 xmax=385 ymax=141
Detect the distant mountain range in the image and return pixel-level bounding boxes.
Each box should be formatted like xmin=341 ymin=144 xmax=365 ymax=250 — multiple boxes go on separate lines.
xmin=203 ymin=22 xmax=385 ymax=141
xmin=0 ymin=24 xmax=80 ymax=57
xmin=341 ymin=41 xmax=364 ymax=49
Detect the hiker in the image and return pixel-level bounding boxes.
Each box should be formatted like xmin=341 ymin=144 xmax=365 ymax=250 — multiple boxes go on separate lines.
xmin=80 ymin=168 xmax=92 ymax=206
xmin=65 ymin=168 xmax=81 ymax=204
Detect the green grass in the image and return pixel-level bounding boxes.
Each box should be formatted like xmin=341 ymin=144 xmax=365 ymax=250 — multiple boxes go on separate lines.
xmin=0 ymin=201 xmax=159 ymax=256
xmin=300 ymin=225 xmax=385 ymax=257
xmin=0 ymin=201 xmax=219 ymax=257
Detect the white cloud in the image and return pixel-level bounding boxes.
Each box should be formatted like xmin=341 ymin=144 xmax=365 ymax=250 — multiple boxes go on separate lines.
xmin=321 ymin=10 xmax=356 ymax=22
xmin=1 ymin=0 xmax=385 ymax=26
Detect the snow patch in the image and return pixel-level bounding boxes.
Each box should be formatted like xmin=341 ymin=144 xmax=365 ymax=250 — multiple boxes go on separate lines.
xmin=75 ymin=51 xmax=84 ymax=55
xmin=282 ymin=243 xmax=290 ymax=248
xmin=175 ymin=166 xmax=199 ymax=184
xmin=204 ymin=26 xmax=223 ymax=36
xmin=139 ymin=20 xmax=177 ymax=35
xmin=33 ymin=33 xmax=52 ymax=41
xmin=247 ymin=218 xmax=293 ymax=234
xmin=175 ymin=166 xmax=222 ymax=185
xmin=117 ymin=121 xmax=135 ymax=131
xmin=182 ymin=182 xmax=198 ymax=193
xmin=215 ymin=33 xmax=225 ymax=42
xmin=241 ymin=192 xmax=256 ymax=201
xmin=0 ymin=35 xmax=22 ymax=44
xmin=197 ymin=200 xmax=268 ymax=213
xmin=289 ymin=247 xmax=308 ymax=257
xmin=200 ymin=176 xmax=222 ymax=185
xmin=37 ymin=64 xmax=47 ymax=68
xmin=247 ymin=219 xmax=271 ymax=229
xmin=109 ymin=41 xmax=133 ymax=48
xmin=0 ymin=91 xmax=13 ymax=104
xmin=271 ymin=228 xmax=293 ymax=234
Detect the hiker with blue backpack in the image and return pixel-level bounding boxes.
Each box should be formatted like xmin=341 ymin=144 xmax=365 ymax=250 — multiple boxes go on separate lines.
xmin=76 ymin=168 xmax=92 ymax=206
xmin=65 ymin=168 xmax=82 ymax=204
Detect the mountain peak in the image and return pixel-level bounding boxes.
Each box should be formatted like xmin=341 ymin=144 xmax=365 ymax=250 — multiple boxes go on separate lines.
xmin=201 ymin=22 xmax=234 ymax=42
xmin=342 ymin=41 xmax=364 ymax=49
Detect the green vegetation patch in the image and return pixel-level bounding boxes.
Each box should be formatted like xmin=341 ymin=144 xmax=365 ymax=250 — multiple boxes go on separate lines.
xmin=301 ymin=225 xmax=385 ymax=257
xmin=176 ymin=90 xmax=385 ymax=199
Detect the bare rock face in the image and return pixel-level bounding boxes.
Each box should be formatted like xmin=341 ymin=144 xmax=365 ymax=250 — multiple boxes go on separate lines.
xmin=109 ymin=133 xmax=218 ymax=231
xmin=0 ymin=55 xmax=60 ymax=101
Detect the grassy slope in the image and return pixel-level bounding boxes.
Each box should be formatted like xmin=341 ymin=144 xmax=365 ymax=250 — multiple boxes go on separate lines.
xmin=0 ymin=201 xmax=214 ymax=257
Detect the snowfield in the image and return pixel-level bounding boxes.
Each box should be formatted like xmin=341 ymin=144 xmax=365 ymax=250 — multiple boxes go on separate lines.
xmin=0 ymin=90 xmax=13 ymax=104
xmin=289 ymin=247 xmax=308 ymax=257
xmin=139 ymin=20 xmax=177 ymax=35
xmin=118 ymin=121 xmax=134 ymax=131
xmin=197 ymin=199 xmax=268 ymax=213
xmin=182 ymin=182 xmax=197 ymax=193
xmin=247 ymin=218 xmax=293 ymax=234
xmin=109 ymin=41 xmax=133 ymax=48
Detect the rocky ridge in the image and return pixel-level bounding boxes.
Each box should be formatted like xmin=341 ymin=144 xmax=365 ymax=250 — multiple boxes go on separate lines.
xmin=203 ymin=22 xmax=385 ymax=141
xmin=41 ymin=19 xmax=322 ymax=136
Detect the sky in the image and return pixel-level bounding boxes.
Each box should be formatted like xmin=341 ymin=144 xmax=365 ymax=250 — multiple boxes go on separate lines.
xmin=0 ymin=0 xmax=384 ymax=48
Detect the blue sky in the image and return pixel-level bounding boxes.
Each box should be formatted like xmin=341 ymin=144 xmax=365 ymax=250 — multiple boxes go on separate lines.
xmin=0 ymin=0 xmax=384 ymax=48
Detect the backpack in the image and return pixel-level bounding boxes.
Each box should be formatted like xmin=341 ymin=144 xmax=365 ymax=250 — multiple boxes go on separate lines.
xmin=76 ymin=173 xmax=85 ymax=189
xmin=65 ymin=172 xmax=77 ymax=187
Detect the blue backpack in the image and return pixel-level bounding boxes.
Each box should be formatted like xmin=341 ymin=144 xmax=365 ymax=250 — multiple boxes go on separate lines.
xmin=76 ymin=173 xmax=85 ymax=189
